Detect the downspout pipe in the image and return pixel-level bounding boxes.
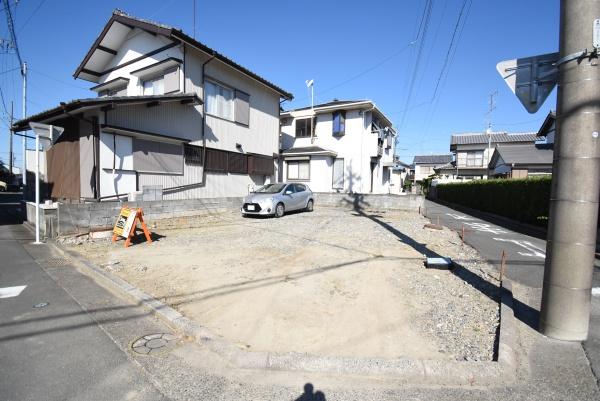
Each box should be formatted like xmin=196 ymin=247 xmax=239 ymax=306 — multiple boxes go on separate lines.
xmin=201 ymin=55 xmax=216 ymax=183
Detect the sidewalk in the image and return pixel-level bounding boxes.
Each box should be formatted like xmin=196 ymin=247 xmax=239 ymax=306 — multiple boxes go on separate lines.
xmin=424 ymin=199 xmax=600 ymax=388
xmin=0 ymin=221 xmax=168 ymax=401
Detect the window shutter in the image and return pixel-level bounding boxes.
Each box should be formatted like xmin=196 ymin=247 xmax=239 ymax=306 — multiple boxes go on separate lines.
xmin=234 ymin=90 xmax=250 ymax=125
xmin=248 ymin=154 xmax=274 ymax=175
xmin=133 ymin=139 xmax=183 ymax=174
xmin=386 ymin=133 xmax=393 ymax=148
xmin=205 ymin=148 xmax=229 ymax=172
xmin=164 ymin=67 xmax=180 ymax=94
xmin=228 ymin=152 xmax=248 ymax=174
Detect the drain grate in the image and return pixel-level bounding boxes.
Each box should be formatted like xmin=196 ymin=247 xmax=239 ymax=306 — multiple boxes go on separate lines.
xmin=40 ymin=258 xmax=72 ymax=267
xmin=131 ymin=333 xmax=178 ymax=355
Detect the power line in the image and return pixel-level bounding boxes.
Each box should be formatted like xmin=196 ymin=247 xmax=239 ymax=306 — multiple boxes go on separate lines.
xmin=29 ymin=67 xmax=90 ymax=90
xmin=17 ymin=0 xmax=48 ymax=33
xmin=2 ymin=0 xmax=22 ymax=73
xmin=398 ymin=0 xmax=434 ymax=130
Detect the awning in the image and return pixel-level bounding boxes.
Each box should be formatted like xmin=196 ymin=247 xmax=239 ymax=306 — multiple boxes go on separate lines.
xmin=383 ymin=161 xmax=395 ymax=167
xmin=281 ymin=146 xmax=337 ymax=157
xmin=90 ymin=77 xmax=130 ymax=92
xmin=130 ymin=57 xmax=182 ymax=79
xmin=101 ymin=124 xmax=191 ymax=144
xmin=12 ymin=93 xmax=202 ymax=132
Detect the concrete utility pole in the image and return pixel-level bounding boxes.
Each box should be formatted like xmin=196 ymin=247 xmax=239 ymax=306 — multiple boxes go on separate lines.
xmin=540 ymin=0 xmax=600 ymax=341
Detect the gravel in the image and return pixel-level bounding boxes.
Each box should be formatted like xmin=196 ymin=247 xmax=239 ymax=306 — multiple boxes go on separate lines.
xmin=65 ymin=205 xmax=500 ymax=361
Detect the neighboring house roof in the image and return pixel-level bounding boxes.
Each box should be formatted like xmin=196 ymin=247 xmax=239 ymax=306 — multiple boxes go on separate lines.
xmin=285 ymin=99 xmax=370 ymax=112
xmin=489 ymin=144 xmax=554 ymax=168
xmin=282 ymin=99 xmax=395 ymax=130
xmin=537 ymin=111 xmax=556 ymax=137
xmin=11 ymin=93 xmax=201 ymax=132
xmin=412 ymin=154 xmax=453 ymax=165
xmin=74 ymin=9 xmax=293 ymax=100
xmin=450 ymin=132 xmax=537 ymax=147
xmin=281 ymin=146 xmax=337 ymax=157
xmin=434 ymin=161 xmax=456 ymax=172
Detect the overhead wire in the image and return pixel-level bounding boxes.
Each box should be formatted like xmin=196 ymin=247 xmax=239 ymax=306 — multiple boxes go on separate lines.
xmin=398 ymin=0 xmax=434 ymax=130
xmin=17 ymin=0 xmax=47 ymax=33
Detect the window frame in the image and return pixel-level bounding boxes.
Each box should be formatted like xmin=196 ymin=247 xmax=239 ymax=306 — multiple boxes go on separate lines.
xmin=286 ymin=159 xmax=310 ymax=181
xmin=204 ymin=79 xmax=235 ymax=122
xmin=332 ymin=110 xmax=346 ymax=136
xmin=142 ymin=75 xmax=165 ymax=96
xmin=466 ymin=151 xmax=484 ymax=167
xmin=332 ymin=157 xmax=344 ymax=190
xmin=295 ymin=118 xmax=312 ymax=138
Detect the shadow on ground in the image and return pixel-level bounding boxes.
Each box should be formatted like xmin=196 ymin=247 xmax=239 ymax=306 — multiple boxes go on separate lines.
xmin=342 ymin=193 xmax=540 ymax=333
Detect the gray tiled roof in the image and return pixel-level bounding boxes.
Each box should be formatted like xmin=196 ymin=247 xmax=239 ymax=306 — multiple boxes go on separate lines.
xmin=493 ymin=144 xmax=554 ymax=165
xmin=451 ymin=132 xmax=538 ymax=145
xmin=412 ymin=154 xmax=453 ymax=165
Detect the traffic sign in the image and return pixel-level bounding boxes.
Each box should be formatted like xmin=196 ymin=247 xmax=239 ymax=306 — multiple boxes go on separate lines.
xmin=496 ymin=52 xmax=559 ymax=113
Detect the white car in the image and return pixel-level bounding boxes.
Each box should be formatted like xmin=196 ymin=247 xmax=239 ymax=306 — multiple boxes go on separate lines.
xmin=241 ymin=183 xmax=314 ymax=217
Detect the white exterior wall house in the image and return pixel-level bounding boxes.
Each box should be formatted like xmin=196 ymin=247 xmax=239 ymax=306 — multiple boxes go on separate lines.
xmin=12 ymin=10 xmax=292 ymax=201
xmin=280 ymin=100 xmax=396 ymax=194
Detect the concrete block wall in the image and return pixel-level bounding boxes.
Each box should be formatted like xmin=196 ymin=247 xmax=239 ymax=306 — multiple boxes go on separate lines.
xmin=28 ymin=194 xmax=424 ymax=238
xmin=47 ymin=197 xmax=243 ymax=237
xmin=313 ymin=193 xmax=424 ymax=212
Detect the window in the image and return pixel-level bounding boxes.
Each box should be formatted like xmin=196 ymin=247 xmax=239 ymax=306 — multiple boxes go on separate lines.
xmin=132 ymin=139 xmax=183 ymax=174
xmin=184 ymin=144 xmax=203 ymax=165
xmin=294 ymin=184 xmax=306 ymax=192
xmin=99 ymin=86 xmax=127 ymax=97
xmin=205 ymin=80 xmax=233 ymax=120
xmin=142 ymin=76 xmax=164 ymax=95
xmin=287 ymin=160 xmax=310 ymax=180
xmin=332 ymin=158 xmax=344 ymax=189
xmin=332 ymin=111 xmax=345 ymax=136
xmin=466 ymin=151 xmax=484 ymax=167
xmin=295 ymin=118 xmax=312 ymax=138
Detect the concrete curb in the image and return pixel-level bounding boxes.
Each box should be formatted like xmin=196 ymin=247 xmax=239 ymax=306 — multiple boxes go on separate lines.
xmin=51 ymin=241 xmax=519 ymax=385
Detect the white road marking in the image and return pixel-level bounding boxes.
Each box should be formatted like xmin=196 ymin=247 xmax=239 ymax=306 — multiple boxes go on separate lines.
xmin=492 ymin=238 xmax=546 ymax=258
xmin=446 ymin=213 xmax=474 ymax=221
xmin=464 ymin=222 xmax=508 ymax=234
xmin=0 ymin=285 xmax=27 ymax=299
xmin=592 ymin=288 xmax=600 ymax=297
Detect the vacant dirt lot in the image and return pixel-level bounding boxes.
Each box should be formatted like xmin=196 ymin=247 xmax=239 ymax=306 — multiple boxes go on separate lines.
xmin=65 ymin=206 xmax=499 ymax=361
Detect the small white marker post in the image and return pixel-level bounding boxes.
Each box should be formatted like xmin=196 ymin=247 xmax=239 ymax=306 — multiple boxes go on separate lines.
xmin=29 ymin=123 xmax=63 ymax=245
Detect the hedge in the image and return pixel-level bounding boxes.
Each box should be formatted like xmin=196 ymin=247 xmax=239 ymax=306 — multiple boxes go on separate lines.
xmin=436 ymin=177 xmax=552 ymax=227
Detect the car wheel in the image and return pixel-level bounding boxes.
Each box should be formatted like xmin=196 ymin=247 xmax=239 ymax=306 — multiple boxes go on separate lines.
xmin=275 ymin=203 xmax=285 ymax=218
xmin=305 ymin=199 xmax=314 ymax=212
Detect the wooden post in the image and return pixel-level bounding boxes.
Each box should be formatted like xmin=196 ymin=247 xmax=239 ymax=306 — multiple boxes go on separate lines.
xmin=500 ymin=250 xmax=507 ymax=282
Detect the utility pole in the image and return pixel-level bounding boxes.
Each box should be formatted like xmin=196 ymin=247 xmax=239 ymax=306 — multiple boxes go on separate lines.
xmin=540 ymin=0 xmax=600 ymax=341
xmin=9 ymin=101 xmax=13 ymax=179
xmin=485 ymin=90 xmax=497 ymax=177
xmin=22 ymin=61 xmax=27 ymax=187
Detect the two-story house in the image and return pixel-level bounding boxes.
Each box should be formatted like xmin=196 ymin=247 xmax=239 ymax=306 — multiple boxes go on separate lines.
xmin=279 ymin=100 xmax=396 ymax=194
xmin=12 ymin=10 xmax=292 ymax=201
xmin=411 ymin=154 xmax=453 ymax=182
xmin=446 ymin=131 xmax=538 ymax=179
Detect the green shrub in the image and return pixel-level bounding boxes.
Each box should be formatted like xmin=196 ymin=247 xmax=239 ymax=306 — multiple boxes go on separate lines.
xmin=436 ymin=177 xmax=552 ymax=227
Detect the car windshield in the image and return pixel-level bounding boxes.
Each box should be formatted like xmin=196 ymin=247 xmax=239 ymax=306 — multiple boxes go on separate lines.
xmin=253 ymin=184 xmax=286 ymax=194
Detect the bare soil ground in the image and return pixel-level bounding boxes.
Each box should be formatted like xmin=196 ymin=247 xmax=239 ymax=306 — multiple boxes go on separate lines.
xmin=64 ymin=206 xmax=499 ymax=361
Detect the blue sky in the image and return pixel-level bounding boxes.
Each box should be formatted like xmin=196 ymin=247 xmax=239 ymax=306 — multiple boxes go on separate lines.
xmin=0 ymin=0 xmax=559 ymax=167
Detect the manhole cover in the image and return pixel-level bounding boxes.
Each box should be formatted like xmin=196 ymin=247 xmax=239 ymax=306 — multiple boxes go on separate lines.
xmin=33 ymin=302 xmax=49 ymax=308
xmin=131 ymin=333 xmax=178 ymax=355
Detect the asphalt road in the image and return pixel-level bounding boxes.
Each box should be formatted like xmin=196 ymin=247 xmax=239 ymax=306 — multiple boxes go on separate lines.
xmin=0 ymin=193 xmax=167 ymax=401
xmin=424 ymin=199 xmax=600 ymax=385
